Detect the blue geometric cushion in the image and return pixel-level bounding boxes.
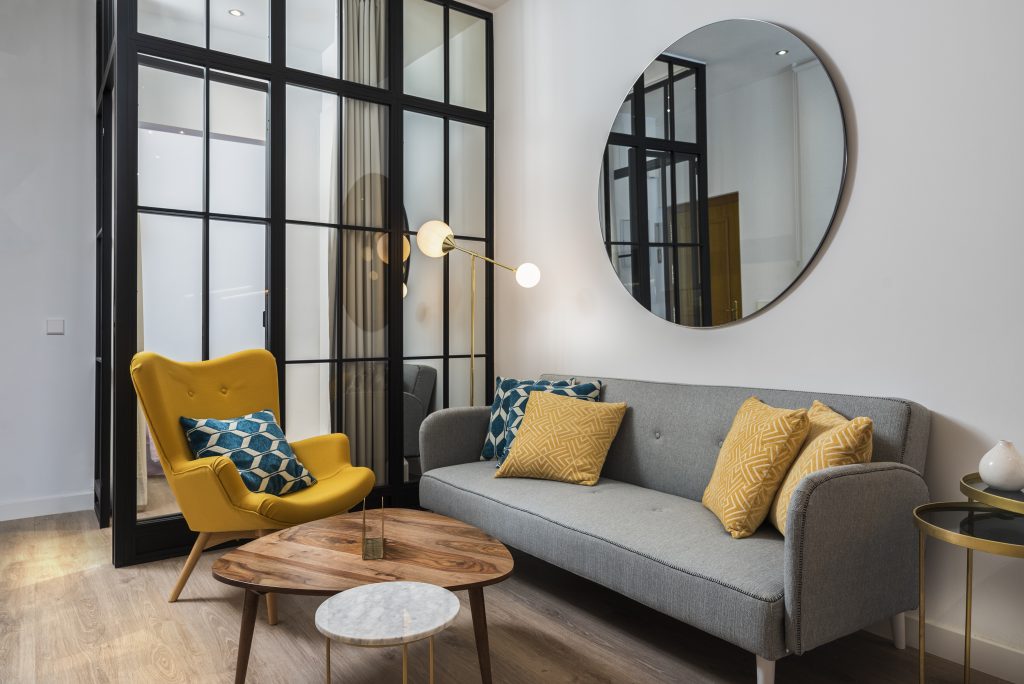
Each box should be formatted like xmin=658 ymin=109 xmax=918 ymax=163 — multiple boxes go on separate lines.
xmin=480 ymin=377 xmax=572 ymax=461
xmin=495 ymin=381 xmax=603 ymax=466
xmin=179 ymin=409 xmax=316 ymax=496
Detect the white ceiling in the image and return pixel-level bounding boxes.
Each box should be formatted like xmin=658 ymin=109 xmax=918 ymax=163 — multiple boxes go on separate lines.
xmin=664 ymin=19 xmax=817 ymax=96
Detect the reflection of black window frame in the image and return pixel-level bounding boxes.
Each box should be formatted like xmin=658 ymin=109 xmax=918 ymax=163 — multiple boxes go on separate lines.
xmin=602 ymin=55 xmax=710 ymax=325
xmin=97 ymin=0 xmax=494 ymax=566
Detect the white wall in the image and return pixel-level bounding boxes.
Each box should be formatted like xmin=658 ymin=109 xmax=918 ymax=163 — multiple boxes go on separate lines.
xmin=492 ymin=0 xmax=1024 ymax=679
xmin=0 ymin=0 xmax=95 ymax=520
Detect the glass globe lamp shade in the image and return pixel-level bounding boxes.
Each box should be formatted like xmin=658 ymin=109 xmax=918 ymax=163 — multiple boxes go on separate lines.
xmin=515 ymin=262 xmax=541 ymax=288
xmin=416 ymin=220 xmax=454 ymax=258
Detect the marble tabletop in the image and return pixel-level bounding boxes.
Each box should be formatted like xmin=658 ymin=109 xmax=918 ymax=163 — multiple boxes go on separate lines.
xmin=315 ymin=582 xmax=461 ymax=647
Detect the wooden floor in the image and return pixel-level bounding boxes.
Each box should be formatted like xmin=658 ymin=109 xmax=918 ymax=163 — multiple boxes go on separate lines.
xmin=0 ymin=512 xmax=1006 ymax=684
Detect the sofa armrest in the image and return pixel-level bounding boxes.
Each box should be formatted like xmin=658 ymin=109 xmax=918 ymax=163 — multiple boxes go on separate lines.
xmin=784 ymin=462 xmax=929 ymax=655
xmin=419 ymin=406 xmax=491 ymax=473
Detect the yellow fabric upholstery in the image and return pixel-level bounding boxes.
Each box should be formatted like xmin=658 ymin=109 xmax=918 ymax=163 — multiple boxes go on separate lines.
xmin=131 ymin=350 xmax=375 ymax=533
xmin=702 ymin=397 xmax=810 ymax=539
xmin=769 ymin=401 xmax=873 ymax=535
xmin=495 ymin=391 xmax=627 ymax=486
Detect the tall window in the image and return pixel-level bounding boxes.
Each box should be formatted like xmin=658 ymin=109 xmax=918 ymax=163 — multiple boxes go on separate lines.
xmin=98 ymin=0 xmax=493 ymax=565
xmin=600 ymin=56 xmax=708 ymax=325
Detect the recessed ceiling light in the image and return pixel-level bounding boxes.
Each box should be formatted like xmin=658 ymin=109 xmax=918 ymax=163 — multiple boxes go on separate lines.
xmin=775 ymin=49 xmax=789 ymax=56
xmin=228 ymin=8 xmax=244 ymax=17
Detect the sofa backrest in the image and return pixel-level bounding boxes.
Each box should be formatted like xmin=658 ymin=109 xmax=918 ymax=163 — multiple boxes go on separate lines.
xmin=542 ymin=375 xmax=931 ymax=502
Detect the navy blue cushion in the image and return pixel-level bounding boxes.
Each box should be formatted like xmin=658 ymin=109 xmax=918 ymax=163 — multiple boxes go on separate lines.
xmin=496 ymin=381 xmax=603 ymax=466
xmin=180 ymin=409 xmax=316 ymax=496
xmin=480 ymin=377 xmax=572 ymax=461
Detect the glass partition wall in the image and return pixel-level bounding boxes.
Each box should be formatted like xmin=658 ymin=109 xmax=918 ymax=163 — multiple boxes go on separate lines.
xmin=96 ymin=0 xmax=492 ymax=566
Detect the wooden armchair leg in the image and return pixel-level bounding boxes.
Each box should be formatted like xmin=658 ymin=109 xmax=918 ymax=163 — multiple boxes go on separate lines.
xmin=169 ymin=532 xmax=211 ymax=603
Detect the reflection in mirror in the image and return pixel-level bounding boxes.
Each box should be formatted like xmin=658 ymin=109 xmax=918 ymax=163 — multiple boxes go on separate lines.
xmin=599 ymin=19 xmax=845 ymax=326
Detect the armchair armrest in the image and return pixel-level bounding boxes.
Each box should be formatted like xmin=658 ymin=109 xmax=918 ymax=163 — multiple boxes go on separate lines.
xmin=419 ymin=406 xmax=491 ymax=473
xmin=784 ymin=462 xmax=929 ymax=655
xmin=291 ymin=433 xmax=353 ymax=480
xmin=403 ymin=393 xmax=428 ymax=458
xmin=170 ymin=455 xmax=258 ymax=530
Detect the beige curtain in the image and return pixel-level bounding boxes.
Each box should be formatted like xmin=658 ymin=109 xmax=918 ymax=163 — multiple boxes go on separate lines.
xmin=341 ymin=0 xmax=389 ymax=481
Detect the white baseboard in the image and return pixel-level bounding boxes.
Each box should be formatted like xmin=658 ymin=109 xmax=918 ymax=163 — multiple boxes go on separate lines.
xmin=870 ymin=614 xmax=1024 ymax=683
xmin=0 ymin=490 xmax=93 ymax=522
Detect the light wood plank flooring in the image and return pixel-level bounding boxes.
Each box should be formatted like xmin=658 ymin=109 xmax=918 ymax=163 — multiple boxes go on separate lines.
xmin=0 ymin=511 xmax=1005 ymax=684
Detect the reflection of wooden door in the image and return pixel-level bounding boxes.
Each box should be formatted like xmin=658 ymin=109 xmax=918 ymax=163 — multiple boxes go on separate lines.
xmin=708 ymin=192 xmax=741 ymax=324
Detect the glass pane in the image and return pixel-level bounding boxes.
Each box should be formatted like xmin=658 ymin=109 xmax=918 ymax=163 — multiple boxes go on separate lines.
xmin=287 ymin=0 xmax=339 ymax=77
xmin=285 ymin=362 xmax=335 ymax=442
xmin=448 ymin=357 xmax=487 ymax=408
xmin=138 ymin=213 xmax=202 ymax=361
xmin=449 ymin=121 xmax=486 ymax=238
xmin=343 ymin=99 xmax=389 ymax=229
xmin=403 ymin=111 xmax=444 ymax=234
xmin=674 ymin=155 xmax=697 ymax=243
xmin=341 ymin=230 xmax=388 ymax=358
xmin=209 ymin=221 xmax=266 ymax=358
xmin=209 ymin=77 xmax=268 ymax=217
xmin=341 ymin=361 xmax=388 ymax=483
xmin=138 ymin=63 xmax=204 ymax=212
xmin=402 ymin=357 xmax=442 ymax=482
xmin=403 ymin=240 xmax=444 ymax=356
xmin=605 ymin=145 xmax=633 ymax=242
xmin=673 ymin=68 xmax=697 ymax=143
xmin=138 ymin=0 xmax=204 ymax=47
xmin=610 ymin=243 xmax=637 ymax=298
xmin=448 ymin=247 xmax=486 ymax=355
xmin=611 ymin=90 xmax=632 ymax=135
xmin=676 ymin=246 xmax=702 ymax=326
xmin=343 ymin=0 xmax=388 ymax=88
xmin=287 ymin=85 xmax=339 ymax=223
xmin=643 ymin=60 xmax=668 ymax=139
xmin=649 ymin=247 xmax=672 ymax=320
xmin=449 ymin=10 xmax=486 ymax=111
xmin=286 ymin=223 xmax=337 ymax=360
xmin=210 ymin=0 xmax=269 ymax=61
xmin=403 ymin=0 xmax=443 ymax=102
xmin=647 ymin=152 xmax=670 ymax=243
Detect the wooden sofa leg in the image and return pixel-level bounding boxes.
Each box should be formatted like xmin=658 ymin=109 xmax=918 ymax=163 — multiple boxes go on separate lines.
xmin=755 ymin=655 xmax=775 ymax=684
xmin=169 ymin=532 xmax=211 ymax=603
xmin=892 ymin=612 xmax=906 ymax=650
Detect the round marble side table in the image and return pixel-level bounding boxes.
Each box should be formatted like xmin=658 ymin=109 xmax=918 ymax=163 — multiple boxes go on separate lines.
xmin=315 ymin=581 xmax=461 ymax=684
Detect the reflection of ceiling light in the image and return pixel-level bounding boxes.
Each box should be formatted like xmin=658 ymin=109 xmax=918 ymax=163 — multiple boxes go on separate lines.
xmin=775 ymin=49 xmax=789 ymax=55
xmin=228 ymin=8 xmax=244 ymax=17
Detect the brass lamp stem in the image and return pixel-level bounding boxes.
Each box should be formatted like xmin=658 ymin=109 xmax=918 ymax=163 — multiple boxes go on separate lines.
xmin=453 ymin=244 xmax=516 ymax=272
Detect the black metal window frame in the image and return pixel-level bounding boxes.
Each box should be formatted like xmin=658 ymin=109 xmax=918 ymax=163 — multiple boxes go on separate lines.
xmin=602 ymin=55 xmax=711 ymax=325
xmin=97 ymin=0 xmax=494 ymax=567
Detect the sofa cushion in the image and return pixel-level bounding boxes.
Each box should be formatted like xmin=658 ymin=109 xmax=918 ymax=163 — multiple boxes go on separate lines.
xmin=420 ymin=461 xmax=788 ymax=659
xmin=496 ymin=380 xmax=603 ymax=466
xmin=481 ymin=377 xmax=572 ymax=461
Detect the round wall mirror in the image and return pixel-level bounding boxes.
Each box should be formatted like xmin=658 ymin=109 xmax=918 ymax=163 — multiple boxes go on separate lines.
xmin=598 ymin=19 xmax=846 ymax=327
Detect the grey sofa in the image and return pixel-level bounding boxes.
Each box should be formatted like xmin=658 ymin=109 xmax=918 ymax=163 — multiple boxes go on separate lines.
xmin=419 ymin=376 xmax=930 ymax=683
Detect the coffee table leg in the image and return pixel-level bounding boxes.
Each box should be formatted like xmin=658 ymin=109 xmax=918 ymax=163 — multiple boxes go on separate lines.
xmin=429 ymin=636 xmax=435 ymax=684
xmin=325 ymin=636 xmax=331 ymax=684
xmin=235 ymin=590 xmax=260 ymax=684
xmin=469 ymin=587 xmax=492 ymax=684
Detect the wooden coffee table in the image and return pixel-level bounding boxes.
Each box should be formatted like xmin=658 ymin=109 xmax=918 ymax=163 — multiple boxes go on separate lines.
xmin=212 ymin=508 xmax=514 ymax=684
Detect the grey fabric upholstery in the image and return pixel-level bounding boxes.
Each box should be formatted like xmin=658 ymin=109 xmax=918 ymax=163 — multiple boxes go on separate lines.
xmin=421 ymin=462 xmax=788 ymax=659
xmin=402 ymin=364 xmax=437 ymax=458
xmin=784 ymin=462 xmax=929 ymax=654
xmin=544 ymin=375 xmax=930 ymax=500
xmin=417 ymin=375 xmax=931 ymax=663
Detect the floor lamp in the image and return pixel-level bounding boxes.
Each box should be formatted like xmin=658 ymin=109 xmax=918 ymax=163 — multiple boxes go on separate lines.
xmin=416 ymin=220 xmax=540 ymax=406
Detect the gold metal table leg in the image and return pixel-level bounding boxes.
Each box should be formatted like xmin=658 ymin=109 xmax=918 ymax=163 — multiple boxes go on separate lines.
xmin=403 ymin=643 xmax=409 ymax=684
xmin=965 ymin=548 xmax=973 ymax=684
xmin=429 ymin=636 xmax=435 ymax=684
xmin=325 ymin=637 xmax=331 ymax=684
xmin=919 ymin=530 xmax=926 ymax=684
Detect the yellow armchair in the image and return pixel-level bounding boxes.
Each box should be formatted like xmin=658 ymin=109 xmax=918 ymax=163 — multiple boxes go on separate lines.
xmin=130 ymin=349 xmax=375 ymax=610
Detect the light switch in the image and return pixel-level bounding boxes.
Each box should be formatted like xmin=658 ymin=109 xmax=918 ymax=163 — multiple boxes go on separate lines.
xmin=46 ymin=318 xmax=65 ymax=335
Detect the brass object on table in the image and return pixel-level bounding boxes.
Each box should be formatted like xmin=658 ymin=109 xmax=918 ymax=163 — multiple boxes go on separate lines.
xmin=361 ymin=497 xmax=385 ymax=560
xmin=913 ymin=481 xmax=1024 ymax=684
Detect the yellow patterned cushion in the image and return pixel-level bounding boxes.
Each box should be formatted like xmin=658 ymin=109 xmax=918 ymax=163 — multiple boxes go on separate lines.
xmin=494 ymin=391 xmax=627 ymax=486
xmin=769 ymin=401 xmax=873 ymax=535
xmin=702 ymin=397 xmax=810 ymax=539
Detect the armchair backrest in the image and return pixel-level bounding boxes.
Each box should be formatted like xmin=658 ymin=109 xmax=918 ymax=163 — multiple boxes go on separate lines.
xmin=130 ymin=349 xmax=281 ymax=473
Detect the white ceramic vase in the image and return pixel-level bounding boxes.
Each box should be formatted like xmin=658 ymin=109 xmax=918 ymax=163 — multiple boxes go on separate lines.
xmin=978 ymin=440 xmax=1024 ymax=491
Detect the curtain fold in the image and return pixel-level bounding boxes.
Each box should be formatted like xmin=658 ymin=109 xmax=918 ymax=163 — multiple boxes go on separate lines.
xmin=341 ymin=0 xmax=389 ymax=482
